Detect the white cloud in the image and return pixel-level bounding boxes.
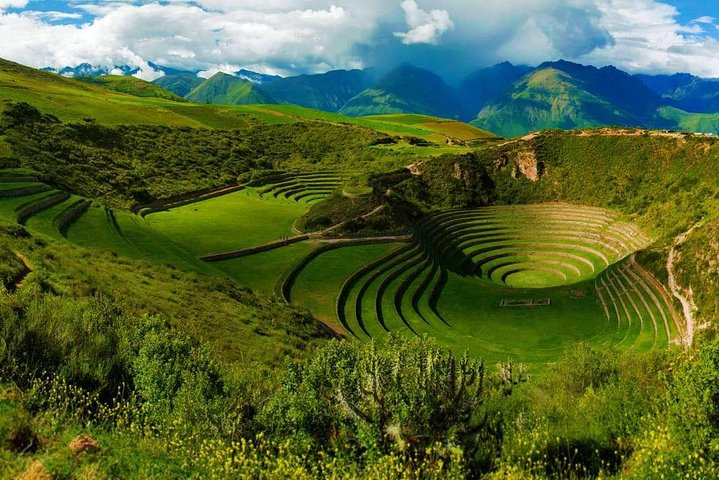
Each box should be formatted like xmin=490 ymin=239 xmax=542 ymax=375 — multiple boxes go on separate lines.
xmin=692 ymin=16 xmax=715 ymax=25
xmin=0 ymin=0 xmax=28 ymax=9
xmin=23 ymin=11 xmax=83 ymax=22
xmin=579 ymin=0 xmax=719 ymax=77
xmin=0 ymin=2 xmax=379 ymax=75
xmin=197 ymin=64 xmax=241 ymax=79
xmin=133 ymin=68 xmax=164 ymax=82
xmin=0 ymin=0 xmax=718 ymax=79
xmin=393 ymin=0 xmax=453 ymax=45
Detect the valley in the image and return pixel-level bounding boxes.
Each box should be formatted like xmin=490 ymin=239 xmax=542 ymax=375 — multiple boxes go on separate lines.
xmin=0 ymin=146 xmax=691 ymax=370
xmin=0 ymin=55 xmax=718 ymax=479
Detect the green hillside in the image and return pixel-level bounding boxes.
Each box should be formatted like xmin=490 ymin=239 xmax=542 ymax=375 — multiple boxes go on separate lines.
xmin=340 ymin=64 xmax=462 ymax=118
xmin=406 ymin=129 xmax=719 ymax=235
xmin=1 ymin=104 xmax=395 ymax=209
xmin=361 ymin=113 xmax=496 ymax=141
xmin=472 ymin=68 xmax=641 ymax=137
xmin=220 ymin=104 xmax=497 ymax=144
xmin=0 ymin=57 xmax=264 ymax=128
xmin=76 ymin=75 xmax=183 ymax=101
xmin=263 ymin=69 xmax=372 ymax=111
xmin=653 ymin=105 xmax=719 ymax=134
xmin=152 ymin=72 xmax=204 ymax=97
xmin=459 ymin=62 xmax=531 ymax=118
xmin=186 ymin=72 xmax=275 ymax=105
xmin=0 ymin=57 xmax=488 ymax=143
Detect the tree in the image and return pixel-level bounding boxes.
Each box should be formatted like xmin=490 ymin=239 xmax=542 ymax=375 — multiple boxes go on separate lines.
xmin=261 ymin=335 xmax=500 ymax=463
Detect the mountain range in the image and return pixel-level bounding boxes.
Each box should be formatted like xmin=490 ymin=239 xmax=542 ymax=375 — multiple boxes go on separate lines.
xmin=47 ymin=60 xmax=719 ymax=137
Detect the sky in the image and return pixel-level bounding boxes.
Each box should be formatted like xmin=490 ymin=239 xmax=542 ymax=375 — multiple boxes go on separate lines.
xmin=1 ymin=0 xmax=719 ymax=81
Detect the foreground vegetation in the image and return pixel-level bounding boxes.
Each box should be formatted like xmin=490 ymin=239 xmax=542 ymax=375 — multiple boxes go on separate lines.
xmin=0 ymin=60 xmax=718 ymax=477
xmin=1 ymin=245 xmax=717 ymax=478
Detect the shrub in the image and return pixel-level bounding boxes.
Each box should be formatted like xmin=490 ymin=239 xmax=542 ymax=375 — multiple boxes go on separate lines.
xmin=261 ymin=336 xmax=492 ymax=468
xmin=130 ymin=316 xmax=227 ymax=435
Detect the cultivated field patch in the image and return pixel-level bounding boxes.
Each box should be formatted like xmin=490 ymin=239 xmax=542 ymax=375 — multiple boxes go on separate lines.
xmin=144 ymin=188 xmax=309 ymax=257
xmin=282 ymin=203 xmax=679 ymax=368
xmin=0 ymin=168 xmax=681 ymax=369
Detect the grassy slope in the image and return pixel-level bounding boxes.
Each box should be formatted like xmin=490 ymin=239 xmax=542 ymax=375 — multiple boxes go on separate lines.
xmin=674 ymin=218 xmax=719 ymax=325
xmin=213 ymin=241 xmax=316 ymax=294
xmin=152 ymin=72 xmax=204 ymax=97
xmin=473 ymin=68 xmax=639 ymax=138
xmin=230 ymin=104 xmax=498 ymax=142
xmin=144 ymin=189 xmax=308 ymax=256
xmin=291 ymin=243 xmax=401 ymax=327
xmin=40 ymin=242 xmax=329 ymax=366
xmin=71 ymin=207 xmax=218 ymax=274
xmin=0 ymin=58 xmax=492 ymax=143
xmin=362 ymin=113 xmax=497 ymax=141
xmin=654 ymin=106 xmax=719 ymax=134
xmin=0 ymin=58 xmax=255 ymax=128
xmin=186 ymin=73 xmax=275 ymax=105
xmin=76 ymin=75 xmax=184 ymax=101
xmin=0 ymin=220 xmax=329 ymax=367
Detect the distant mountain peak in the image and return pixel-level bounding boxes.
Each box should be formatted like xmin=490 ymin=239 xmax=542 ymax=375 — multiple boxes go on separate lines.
xmin=262 ymin=68 xmax=373 ymax=112
xmin=43 ymin=63 xmax=141 ymax=78
xmin=339 ymin=63 xmax=461 ymax=119
xmin=235 ymin=69 xmax=282 ymax=85
xmin=148 ymin=62 xmax=197 ymax=77
xmin=186 ymin=72 xmax=275 ymax=105
xmin=152 ymin=72 xmax=203 ymax=97
xmin=43 ymin=61 xmax=196 ymax=79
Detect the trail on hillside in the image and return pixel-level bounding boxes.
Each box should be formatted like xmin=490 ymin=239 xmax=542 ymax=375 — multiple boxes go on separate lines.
xmin=667 ymin=224 xmax=702 ymax=347
xmin=205 ymin=206 xmax=400 ymax=261
xmin=292 ymin=203 xmax=387 ymax=236
xmin=10 ymin=252 xmax=32 ymax=292
xmin=498 ymin=128 xmax=697 ymax=148
xmin=318 ymin=205 xmax=386 ymax=235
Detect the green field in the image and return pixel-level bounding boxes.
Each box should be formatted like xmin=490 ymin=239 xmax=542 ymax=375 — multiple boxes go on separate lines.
xmin=229 ymin=104 xmax=498 ymax=142
xmin=283 ymin=203 xmax=681 ymax=368
xmin=76 ymin=75 xmax=184 ymax=101
xmin=291 ymin=243 xmax=402 ymax=329
xmin=212 ymin=241 xmax=317 ymax=293
xmin=144 ymin=189 xmax=309 ymax=256
xmin=0 ymin=168 xmax=681 ymax=369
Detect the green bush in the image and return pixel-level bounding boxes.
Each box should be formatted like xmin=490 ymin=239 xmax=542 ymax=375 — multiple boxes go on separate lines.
xmin=131 ymin=316 xmax=227 ymax=436
xmin=261 ymin=336 xmax=493 ymax=470
xmin=0 ymin=295 xmax=132 ymax=398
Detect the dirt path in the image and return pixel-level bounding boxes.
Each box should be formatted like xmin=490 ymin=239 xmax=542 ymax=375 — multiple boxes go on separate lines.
xmin=498 ymin=128 xmax=703 ymax=148
xmin=667 ymin=224 xmax=701 ymax=347
xmin=407 ymin=159 xmax=433 ymax=175
xmin=10 ymin=253 xmax=32 ymax=292
xmin=292 ymin=204 xmax=386 ymax=236
xmin=315 ymin=205 xmax=386 ymax=236
xmin=205 ymin=206 xmax=403 ymax=261
xmin=319 ymin=234 xmax=411 ymax=244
